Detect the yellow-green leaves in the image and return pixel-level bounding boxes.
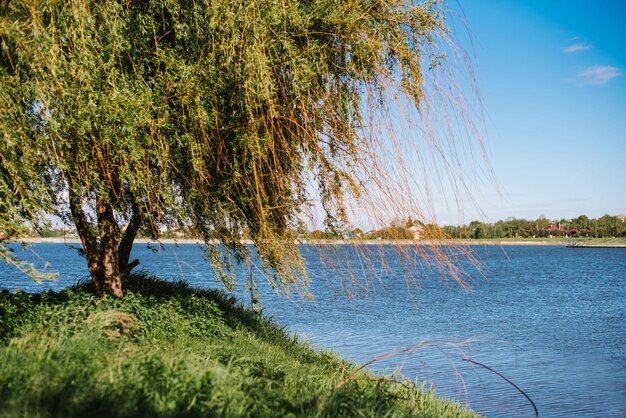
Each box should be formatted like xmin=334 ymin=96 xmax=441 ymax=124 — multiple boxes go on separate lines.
xmin=1 ymin=0 xmax=455 ymax=292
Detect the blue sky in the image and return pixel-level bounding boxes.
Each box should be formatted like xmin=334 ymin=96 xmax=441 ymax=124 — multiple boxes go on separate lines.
xmin=440 ymin=0 xmax=626 ymax=223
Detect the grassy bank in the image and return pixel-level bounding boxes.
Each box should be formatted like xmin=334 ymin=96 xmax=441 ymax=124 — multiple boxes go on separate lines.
xmin=0 ymin=274 xmax=476 ymax=417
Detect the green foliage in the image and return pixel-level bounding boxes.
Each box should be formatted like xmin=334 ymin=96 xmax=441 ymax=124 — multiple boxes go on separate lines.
xmin=0 ymin=0 xmax=453 ymax=291
xmin=443 ymin=214 xmax=626 ymax=239
xmin=0 ymin=274 xmax=476 ymax=417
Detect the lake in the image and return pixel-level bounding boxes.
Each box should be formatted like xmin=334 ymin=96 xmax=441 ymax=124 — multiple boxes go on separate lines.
xmin=1 ymin=243 xmax=625 ymax=417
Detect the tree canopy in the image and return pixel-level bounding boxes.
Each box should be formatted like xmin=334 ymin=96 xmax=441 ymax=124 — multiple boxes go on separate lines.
xmin=1 ymin=0 xmax=474 ymax=296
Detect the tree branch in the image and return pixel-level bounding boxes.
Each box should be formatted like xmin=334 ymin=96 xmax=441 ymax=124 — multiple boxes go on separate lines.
xmin=118 ymin=197 xmax=142 ymax=274
xmin=67 ymin=178 xmax=101 ymax=293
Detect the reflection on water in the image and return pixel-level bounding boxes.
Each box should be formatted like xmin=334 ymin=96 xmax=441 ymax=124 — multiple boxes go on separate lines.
xmin=2 ymin=243 xmax=625 ymax=417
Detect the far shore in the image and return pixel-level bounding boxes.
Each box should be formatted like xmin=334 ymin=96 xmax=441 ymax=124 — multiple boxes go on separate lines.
xmin=14 ymin=237 xmax=613 ymax=246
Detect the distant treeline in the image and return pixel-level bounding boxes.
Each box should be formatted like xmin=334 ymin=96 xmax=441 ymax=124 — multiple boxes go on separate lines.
xmin=31 ymin=214 xmax=626 ymax=241
xmin=302 ymin=215 xmax=626 ymax=240
xmin=442 ymin=215 xmax=626 ymax=239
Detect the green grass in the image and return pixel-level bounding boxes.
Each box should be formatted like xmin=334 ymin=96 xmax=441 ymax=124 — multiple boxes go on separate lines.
xmin=576 ymin=237 xmax=626 ymax=244
xmin=0 ymin=274 xmax=477 ymax=417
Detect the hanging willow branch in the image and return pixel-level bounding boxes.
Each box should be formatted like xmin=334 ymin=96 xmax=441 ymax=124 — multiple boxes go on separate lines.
xmin=1 ymin=0 xmax=486 ymax=295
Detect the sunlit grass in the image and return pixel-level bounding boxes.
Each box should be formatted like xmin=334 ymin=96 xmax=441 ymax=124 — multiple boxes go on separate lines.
xmin=0 ymin=273 xmax=477 ymax=417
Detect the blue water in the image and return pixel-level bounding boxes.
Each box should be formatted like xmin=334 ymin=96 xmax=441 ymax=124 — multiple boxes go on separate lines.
xmin=1 ymin=243 xmax=625 ymax=417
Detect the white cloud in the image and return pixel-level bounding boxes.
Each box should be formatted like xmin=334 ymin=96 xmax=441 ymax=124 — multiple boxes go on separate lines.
xmin=576 ymin=66 xmax=622 ymax=85
xmin=562 ymin=43 xmax=592 ymax=54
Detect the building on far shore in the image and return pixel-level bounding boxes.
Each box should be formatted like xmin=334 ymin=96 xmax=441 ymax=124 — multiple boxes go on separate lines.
xmin=408 ymin=224 xmax=424 ymax=240
xmin=545 ymin=222 xmax=578 ymax=237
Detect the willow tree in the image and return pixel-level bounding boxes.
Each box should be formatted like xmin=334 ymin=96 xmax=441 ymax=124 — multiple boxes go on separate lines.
xmin=1 ymin=0 xmax=480 ymax=296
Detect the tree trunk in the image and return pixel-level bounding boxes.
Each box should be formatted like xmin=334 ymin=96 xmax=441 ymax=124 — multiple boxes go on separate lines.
xmin=68 ymin=180 xmax=124 ymax=296
xmin=96 ymin=198 xmax=123 ymax=297
xmin=68 ymin=181 xmax=105 ymax=296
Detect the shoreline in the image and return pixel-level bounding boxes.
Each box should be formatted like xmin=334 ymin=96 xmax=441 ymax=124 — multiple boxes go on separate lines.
xmin=13 ymin=237 xmax=605 ymax=246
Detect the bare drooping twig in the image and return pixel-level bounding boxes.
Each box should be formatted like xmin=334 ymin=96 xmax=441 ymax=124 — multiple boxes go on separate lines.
xmin=462 ymin=358 xmax=539 ymax=418
xmin=336 ymin=337 xmax=477 ymax=389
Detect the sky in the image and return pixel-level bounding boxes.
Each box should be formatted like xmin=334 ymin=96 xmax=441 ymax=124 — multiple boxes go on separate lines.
xmin=437 ymin=0 xmax=626 ymax=224
xmin=43 ymin=1 xmax=626 ymax=230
